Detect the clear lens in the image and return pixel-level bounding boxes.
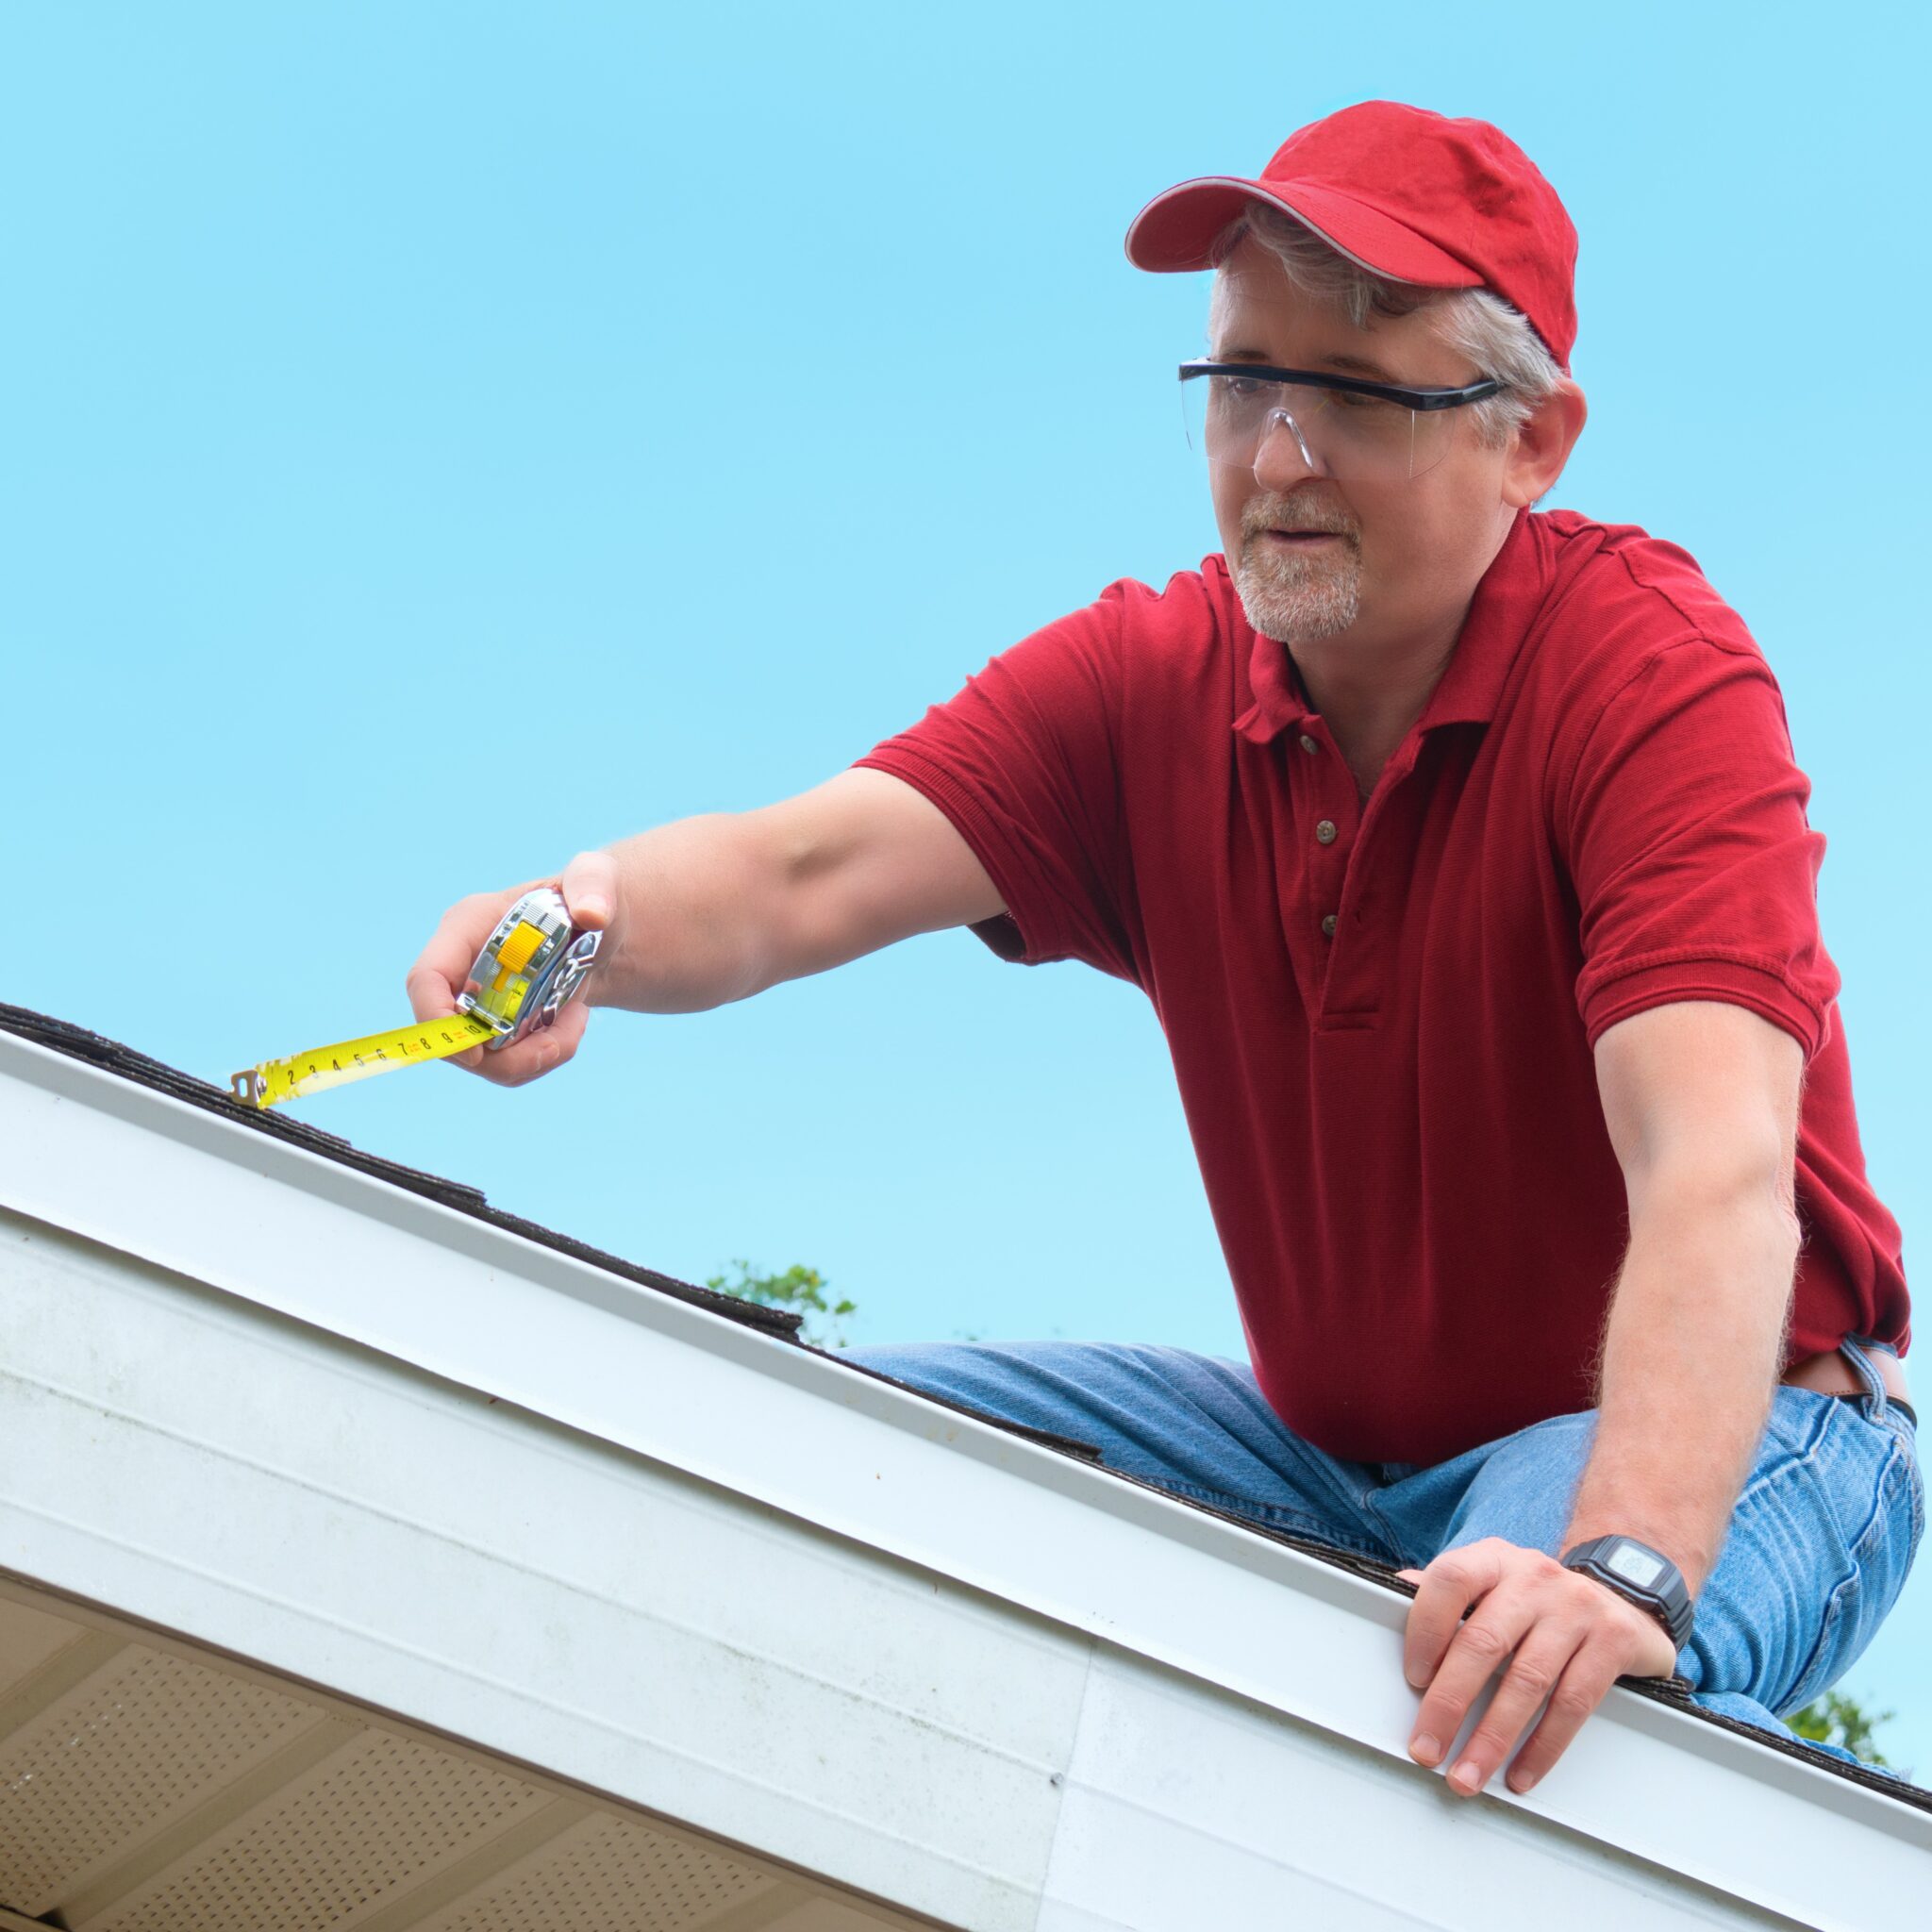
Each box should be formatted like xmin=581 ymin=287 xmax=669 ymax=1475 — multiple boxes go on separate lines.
xmin=1181 ymin=372 xmax=1459 ymax=483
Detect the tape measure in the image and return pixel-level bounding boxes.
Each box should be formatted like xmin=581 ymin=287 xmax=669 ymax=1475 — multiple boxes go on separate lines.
xmin=229 ymin=886 xmax=602 ymax=1110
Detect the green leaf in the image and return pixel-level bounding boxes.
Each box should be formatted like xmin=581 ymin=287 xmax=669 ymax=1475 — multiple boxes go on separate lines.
xmin=706 ymin=1259 xmax=858 ymax=1349
xmin=1788 ymin=1690 xmax=1902 ymax=1771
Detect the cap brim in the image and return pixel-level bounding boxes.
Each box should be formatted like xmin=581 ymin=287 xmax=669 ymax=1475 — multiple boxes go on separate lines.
xmin=1124 ymin=175 xmax=1483 ymax=289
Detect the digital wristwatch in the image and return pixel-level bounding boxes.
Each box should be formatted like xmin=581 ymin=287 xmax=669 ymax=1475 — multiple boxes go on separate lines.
xmin=1560 ymin=1535 xmax=1694 ymax=1651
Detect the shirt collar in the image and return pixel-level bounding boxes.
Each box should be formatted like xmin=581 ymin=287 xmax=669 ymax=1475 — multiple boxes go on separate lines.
xmin=1231 ymin=509 xmax=1542 ymax=747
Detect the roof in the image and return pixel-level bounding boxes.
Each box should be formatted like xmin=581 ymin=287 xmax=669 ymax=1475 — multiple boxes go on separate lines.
xmin=2 ymin=1004 xmax=1928 ymax=1931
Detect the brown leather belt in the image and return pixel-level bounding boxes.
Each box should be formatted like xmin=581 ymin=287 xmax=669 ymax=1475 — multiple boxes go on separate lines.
xmin=1782 ymin=1344 xmax=1912 ymax=1410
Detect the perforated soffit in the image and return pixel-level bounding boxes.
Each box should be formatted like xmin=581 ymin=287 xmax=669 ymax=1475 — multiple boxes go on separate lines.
xmin=0 ymin=1584 xmax=924 ymax=1932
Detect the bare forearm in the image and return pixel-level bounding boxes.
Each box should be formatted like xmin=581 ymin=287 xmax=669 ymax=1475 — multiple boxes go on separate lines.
xmin=1397 ymin=1008 xmax=1807 ymax=1796
xmin=588 ymin=813 xmax=783 ymax=1014
xmin=1564 ymin=1184 xmax=1799 ymax=1590
xmin=567 ymin=769 xmax=997 ymax=1020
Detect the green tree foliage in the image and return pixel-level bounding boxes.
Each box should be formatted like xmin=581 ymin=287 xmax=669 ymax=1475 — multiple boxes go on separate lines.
xmin=708 ymin=1260 xmax=858 ymax=1350
xmin=1789 ymin=1690 xmax=1905 ymax=1773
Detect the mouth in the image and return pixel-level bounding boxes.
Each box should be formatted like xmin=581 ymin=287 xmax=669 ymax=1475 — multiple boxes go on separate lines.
xmin=1261 ymin=528 xmax=1347 ymax=546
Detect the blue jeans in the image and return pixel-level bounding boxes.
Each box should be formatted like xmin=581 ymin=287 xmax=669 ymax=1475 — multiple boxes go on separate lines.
xmin=850 ymin=1335 xmax=1923 ymax=1763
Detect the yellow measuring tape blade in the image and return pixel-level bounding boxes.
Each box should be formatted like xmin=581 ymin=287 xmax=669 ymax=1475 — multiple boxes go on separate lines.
xmin=231 ymin=1010 xmax=497 ymax=1110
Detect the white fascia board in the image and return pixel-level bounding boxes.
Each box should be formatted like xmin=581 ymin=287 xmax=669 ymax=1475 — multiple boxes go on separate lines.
xmin=1 ymin=1230 xmax=1079 ymax=1930
xmin=2 ymin=1028 xmax=1928 ymax=1932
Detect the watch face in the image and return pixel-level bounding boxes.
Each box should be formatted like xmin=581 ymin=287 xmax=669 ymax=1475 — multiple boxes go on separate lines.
xmin=1605 ymin=1541 xmax=1668 ymax=1590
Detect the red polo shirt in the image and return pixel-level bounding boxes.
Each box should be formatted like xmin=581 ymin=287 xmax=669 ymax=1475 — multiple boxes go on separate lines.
xmin=856 ymin=508 xmax=1909 ymax=1464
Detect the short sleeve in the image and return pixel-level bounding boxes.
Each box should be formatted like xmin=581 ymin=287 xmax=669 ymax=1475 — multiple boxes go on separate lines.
xmin=1557 ymin=636 xmax=1839 ymax=1059
xmin=853 ymin=592 xmax=1140 ymax=982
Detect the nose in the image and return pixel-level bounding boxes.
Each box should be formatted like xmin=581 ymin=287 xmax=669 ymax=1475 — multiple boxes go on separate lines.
xmin=1250 ymin=406 xmax=1325 ymax=489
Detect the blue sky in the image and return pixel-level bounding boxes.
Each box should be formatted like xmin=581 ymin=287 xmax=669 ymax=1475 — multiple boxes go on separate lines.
xmin=8 ymin=3 xmax=1929 ymax=1771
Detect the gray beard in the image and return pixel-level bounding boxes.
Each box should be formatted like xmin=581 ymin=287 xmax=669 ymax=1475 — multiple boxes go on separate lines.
xmin=1232 ymin=532 xmax=1362 ymax=643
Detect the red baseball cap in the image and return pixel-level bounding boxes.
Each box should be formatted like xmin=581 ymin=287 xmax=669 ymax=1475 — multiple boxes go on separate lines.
xmin=1124 ymin=101 xmax=1579 ymax=371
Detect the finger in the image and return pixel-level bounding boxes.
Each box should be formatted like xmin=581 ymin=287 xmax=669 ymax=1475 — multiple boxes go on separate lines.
xmin=1504 ymin=1636 xmax=1626 ymax=1793
xmin=1404 ymin=1541 xmax=1505 ymax=1690
xmin=408 ymin=879 xmax=560 ymax=1073
xmin=463 ymin=989 xmax=591 ymax=1088
xmin=1614 ymin=1604 xmax=1680 ymax=1682
xmin=406 ymin=897 xmax=495 ymax=1070
xmin=1443 ymin=1624 xmax=1588 ymax=1796
xmin=404 ymin=915 xmax=468 ymax=1019
xmin=559 ymin=849 xmax=618 ymax=929
xmin=407 ymin=889 xmax=525 ymax=1021
xmin=1409 ymin=1595 xmax=1537 ymax=1770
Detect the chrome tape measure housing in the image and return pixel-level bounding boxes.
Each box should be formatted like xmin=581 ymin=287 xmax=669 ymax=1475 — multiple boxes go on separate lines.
xmin=458 ymin=888 xmax=603 ymax=1050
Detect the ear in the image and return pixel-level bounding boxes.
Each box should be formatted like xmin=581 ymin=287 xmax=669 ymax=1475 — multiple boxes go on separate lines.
xmin=1501 ymin=378 xmax=1587 ymax=508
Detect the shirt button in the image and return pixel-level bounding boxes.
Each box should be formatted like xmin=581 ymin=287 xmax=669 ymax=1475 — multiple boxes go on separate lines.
xmin=1315 ymin=819 xmax=1338 ymax=845
xmin=1321 ymin=913 xmax=1338 ymax=938
xmin=1298 ymin=733 xmax=1320 ymax=756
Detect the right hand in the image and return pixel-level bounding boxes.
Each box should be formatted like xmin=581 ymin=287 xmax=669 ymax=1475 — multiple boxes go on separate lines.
xmin=406 ymin=849 xmax=620 ymax=1087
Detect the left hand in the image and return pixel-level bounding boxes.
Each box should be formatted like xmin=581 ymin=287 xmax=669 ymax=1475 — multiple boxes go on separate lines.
xmin=1399 ymin=1536 xmax=1679 ymax=1796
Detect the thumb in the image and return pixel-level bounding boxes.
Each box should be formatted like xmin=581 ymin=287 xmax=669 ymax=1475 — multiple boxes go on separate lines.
xmin=558 ymin=849 xmax=619 ymax=930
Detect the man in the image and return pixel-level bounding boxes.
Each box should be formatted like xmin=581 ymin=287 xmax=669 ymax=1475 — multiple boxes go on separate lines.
xmin=409 ymin=102 xmax=1917 ymax=1794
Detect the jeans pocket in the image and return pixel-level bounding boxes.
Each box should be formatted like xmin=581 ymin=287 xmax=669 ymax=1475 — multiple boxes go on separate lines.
xmin=1895 ymin=1415 xmax=1925 ymax=1567
xmin=1780 ymin=1572 xmax=1857 ymax=1718
xmin=1775 ymin=1419 xmax=1920 ymax=1716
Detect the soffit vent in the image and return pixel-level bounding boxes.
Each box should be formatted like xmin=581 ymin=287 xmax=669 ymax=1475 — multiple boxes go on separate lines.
xmin=422 ymin=1814 xmax=774 ymax=1931
xmin=92 ymin=1732 xmax=548 ymax=1931
xmin=0 ymin=1590 xmax=906 ymax=1931
xmin=0 ymin=1643 xmax=313 ymax=1916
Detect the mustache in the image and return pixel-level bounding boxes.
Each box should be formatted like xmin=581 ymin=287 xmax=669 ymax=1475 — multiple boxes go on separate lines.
xmin=1241 ymin=494 xmax=1360 ymax=542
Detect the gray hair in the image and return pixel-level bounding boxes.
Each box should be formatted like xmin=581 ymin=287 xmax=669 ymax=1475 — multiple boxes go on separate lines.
xmin=1208 ymin=202 xmax=1563 ymax=446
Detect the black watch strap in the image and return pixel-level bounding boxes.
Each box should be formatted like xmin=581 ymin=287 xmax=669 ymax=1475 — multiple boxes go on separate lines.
xmin=1560 ymin=1536 xmax=1694 ymax=1650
